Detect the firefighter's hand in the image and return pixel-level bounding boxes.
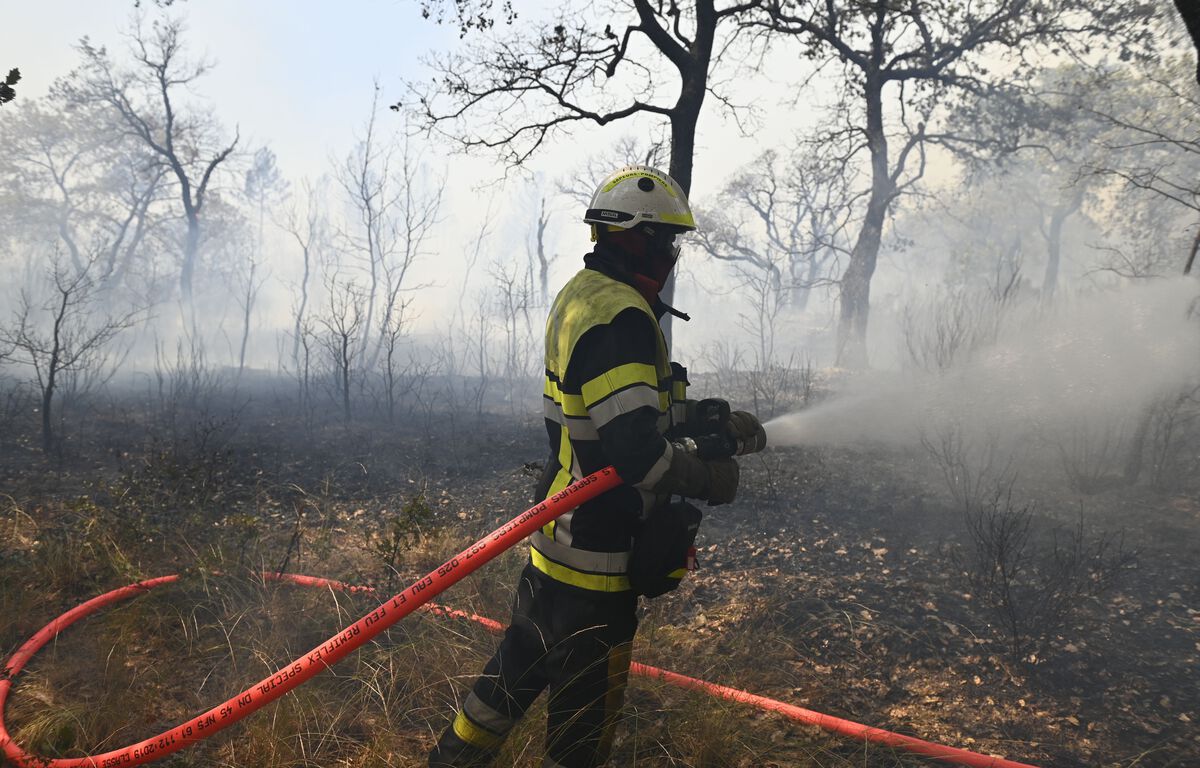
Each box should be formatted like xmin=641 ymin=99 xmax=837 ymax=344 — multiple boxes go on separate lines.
xmin=704 ymin=457 xmax=739 ymax=506
xmin=687 ymin=398 xmax=730 ymax=436
xmin=727 ymin=411 xmax=767 ymax=455
xmin=656 ymin=447 xmax=738 ymax=505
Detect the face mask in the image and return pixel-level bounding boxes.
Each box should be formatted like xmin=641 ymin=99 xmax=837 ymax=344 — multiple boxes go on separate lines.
xmin=641 ymin=226 xmax=681 ymax=283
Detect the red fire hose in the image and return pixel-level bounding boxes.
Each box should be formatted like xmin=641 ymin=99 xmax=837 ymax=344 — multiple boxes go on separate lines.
xmin=422 ymin=604 xmax=1037 ymax=768
xmin=0 ymin=467 xmax=620 ymax=768
xmin=1 ymin=466 xmax=1036 ymax=768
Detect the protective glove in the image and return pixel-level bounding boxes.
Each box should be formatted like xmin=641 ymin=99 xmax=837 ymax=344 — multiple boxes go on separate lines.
xmin=654 ymin=446 xmax=740 ymax=506
xmin=726 ymin=411 xmax=767 ymax=455
xmin=686 ymin=398 xmax=730 ymax=437
xmin=704 ymin=457 xmax=739 ymax=506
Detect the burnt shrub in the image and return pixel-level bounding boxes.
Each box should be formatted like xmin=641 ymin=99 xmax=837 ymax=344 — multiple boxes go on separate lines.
xmin=956 ymin=482 xmax=1135 ymax=662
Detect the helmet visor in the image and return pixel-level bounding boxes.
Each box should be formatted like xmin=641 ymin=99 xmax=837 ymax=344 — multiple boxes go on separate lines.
xmin=652 ymin=226 xmax=684 ymax=268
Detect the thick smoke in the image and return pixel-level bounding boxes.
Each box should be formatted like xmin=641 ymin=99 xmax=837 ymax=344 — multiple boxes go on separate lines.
xmin=765 ymin=278 xmax=1200 ymax=458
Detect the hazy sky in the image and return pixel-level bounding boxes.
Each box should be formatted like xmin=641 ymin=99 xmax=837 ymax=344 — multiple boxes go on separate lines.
xmin=4 ymin=0 xmax=827 ymax=355
xmin=5 ymin=0 xmax=458 ymax=178
xmin=4 ymin=0 xmax=815 ymax=196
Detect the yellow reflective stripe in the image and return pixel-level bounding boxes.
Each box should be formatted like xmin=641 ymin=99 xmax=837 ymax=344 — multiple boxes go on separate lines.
xmin=546 ymin=379 xmax=588 ymax=418
xmin=532 ymin=532 xmax=630 ymax=572
xmin=544 ymin=396 xmax=600 ymax=440
xmin=530 ymin=548 xmax=631 ymax=592
xmin=464 ymin=691 xmax=517 ymax=735
xmin=601 ymin=169 xmax=677 ymax=197
xmin=542 ymin=427 xmax=575 ymax=538
xmin=659 ymin=211 xmax=696 ymax=227
xmin=555 ymin=425 xmax=574 ymax=487
xmin=667 ymin=568 xmax=688 ymax=579
xmin=582 ymin=362 xmax=658 ymax=409
xmin=452 ymin=710 xmax=504 ymax=750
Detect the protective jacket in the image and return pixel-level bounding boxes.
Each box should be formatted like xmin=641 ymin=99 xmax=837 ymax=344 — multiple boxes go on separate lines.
xmin=429 ymin=245 xmax=691 ymax=768
xmin=532 ymin=246 xmax=690 ymax=592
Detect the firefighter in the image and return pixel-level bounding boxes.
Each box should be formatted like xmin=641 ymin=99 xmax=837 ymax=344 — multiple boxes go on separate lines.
xmin=429 ymin=165 xmax=766 ymax=768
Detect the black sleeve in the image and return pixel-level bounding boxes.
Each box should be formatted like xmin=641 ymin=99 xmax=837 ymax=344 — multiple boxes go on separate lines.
xmin=566 ymin=307 xmax=670 ymax=487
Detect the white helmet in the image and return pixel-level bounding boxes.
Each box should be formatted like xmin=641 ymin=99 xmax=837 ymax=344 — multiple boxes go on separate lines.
xmin=583 ymin=165 xmax=697 ymax=232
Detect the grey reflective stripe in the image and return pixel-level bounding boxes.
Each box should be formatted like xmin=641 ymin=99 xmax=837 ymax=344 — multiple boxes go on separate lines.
xmin=588 ymin=384 xmax=661 ymax=429
xmin=543 ymin=397 xmax=600 ymax=440
xmin=463 ymin=692 xmax=517 ymax=736
xmin=542 ymin=395 xmax=561 ymax=422
xmin=554 ymin=510 xmax=575 ymax=546
xmin=635 ymin=441 xmax=672 ymax=491
xmin=530 ymin=531 xmax=630 ymax=574
xmin=566 ymin=417 xmax=600 ymax=441
xmin=636 ymin=486 xmax=663 ymax=514
xmin=672 ymin=402 xmax=687 ymax=425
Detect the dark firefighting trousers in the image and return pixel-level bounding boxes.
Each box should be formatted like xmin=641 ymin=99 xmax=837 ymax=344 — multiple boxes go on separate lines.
xmin=429 ymin=563 xmax=638 ymax=768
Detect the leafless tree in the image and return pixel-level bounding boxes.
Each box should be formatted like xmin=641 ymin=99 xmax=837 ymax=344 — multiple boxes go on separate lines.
xmin=280 ymin=177 xmax=329 ymax=383
xmin=0 ymin=97 xmax=168 ymax=297
xmin=338 ymin=88 xmax=392 ymax=364
xmin=229 ymin=147 xmax=287 ymax=376
xmin=411 ymin=0 xmax=762 ymax=339
xmin=418 ymin=0 xmax=516 ymax=36
xmin=1 ymin=256 xmax=141 ymax=452
xmin=373 ymin=136 xmax=441 ymax=371
xmin=696 ymin=148 xmax=852 ymax=314
xmin=441 ymin=197 xmax=498 ymax=398
xmin=232 ymin=246 xmax=268 ymax=376
xmin=338 ymin=90 xmax=442 ymax=369
xmin=949 ymin=63 xmax=1157 ymax=299
xmin=557 ymin=135 xmax=669 ymax=207
xmin=1078 ymin=57 xmax=1200 ymax=275
xmin=468 ymin=299 xmax=493 ymax=419
xmin=528 ymin=195 xmax=558 ymax=305
xmin=378 ymin=294 xmax=415 ymax=423
xmin=490 ymin=257 xmax=537 ymax=411
xmin=318 ymin=273 xmax=366 ymax=423
xmin=754 ymin=0 xmax=1154 ymax=366
xmin=73 ymin=17 xmax=239 ymax=309
xmin=292 ymin=314 xmax=319 ymax=423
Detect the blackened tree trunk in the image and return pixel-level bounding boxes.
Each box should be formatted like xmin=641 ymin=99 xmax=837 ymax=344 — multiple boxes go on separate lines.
xmin=760 ymin=0 xmax=1142 ymax=367
xmin=418 ymin=0 xmax=758 ymax=345
xmin=837 ymin=75 xmax=891 ymax=367
xmin=1174 ymin=0 xmax=1200 ymax=84
xmin=41 ymin=289 xmax=68 ymax=453
xmin=660 ymin=38 xmax=710 ymax=342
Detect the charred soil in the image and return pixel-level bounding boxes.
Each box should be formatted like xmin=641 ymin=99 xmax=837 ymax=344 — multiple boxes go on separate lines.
xmin=0 ymin=390 xmax=1197 ymax=767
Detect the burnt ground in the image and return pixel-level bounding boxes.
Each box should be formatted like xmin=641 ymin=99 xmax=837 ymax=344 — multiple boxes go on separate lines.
xmin=0 ymin=388 xmax=1197 ymax=767
xmin=444 ymin=430 xmax=1200 ymax=767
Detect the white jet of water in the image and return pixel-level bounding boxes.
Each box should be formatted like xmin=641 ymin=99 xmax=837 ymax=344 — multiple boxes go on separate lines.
xmin=765 ymin=278 xmax=1200 ymax=451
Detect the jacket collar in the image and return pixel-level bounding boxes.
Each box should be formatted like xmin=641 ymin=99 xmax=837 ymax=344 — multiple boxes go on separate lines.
xmin=583 ymin=244 xmax=691 ymax=323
